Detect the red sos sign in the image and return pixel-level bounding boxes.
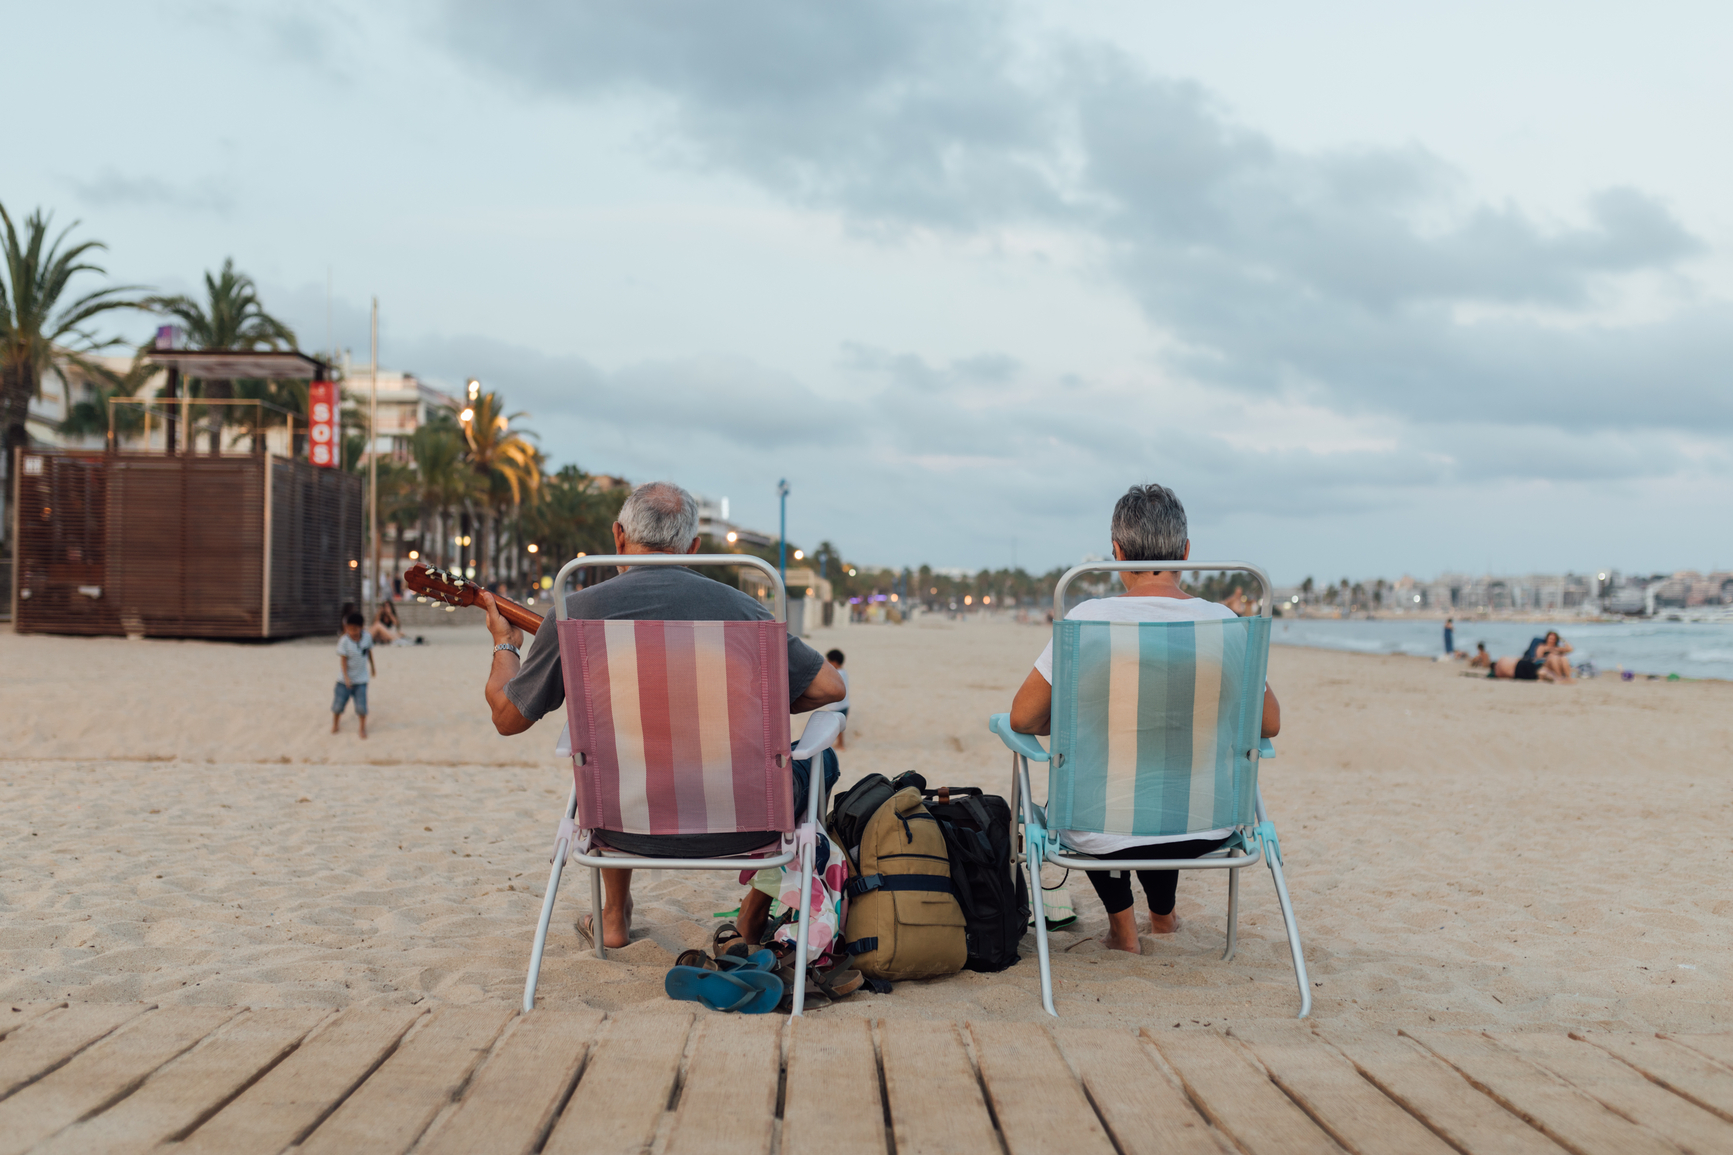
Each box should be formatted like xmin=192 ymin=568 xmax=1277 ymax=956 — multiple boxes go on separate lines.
xmin=308 ymin=380 xmax=338 ymax=467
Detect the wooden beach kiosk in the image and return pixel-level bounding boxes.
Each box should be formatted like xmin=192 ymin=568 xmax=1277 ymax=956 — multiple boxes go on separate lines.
xmin=8 ymin=350 xmax=361 ymax=639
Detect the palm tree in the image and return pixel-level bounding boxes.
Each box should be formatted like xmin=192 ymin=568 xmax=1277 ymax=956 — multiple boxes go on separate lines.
xmin=521 ymin=464 xmax=627 ymax=566
xmin=59 ymin=349 xmax=157 ymax=443
xmin=410 ymin=415 xmax=475 ymax=569
xmin=460 ymin=390 xmax=540 ymax=584
xmin=1 ymin=203 xmax=144 ymax=548
xmin=145 ymin=258 xmax=296 ymax=453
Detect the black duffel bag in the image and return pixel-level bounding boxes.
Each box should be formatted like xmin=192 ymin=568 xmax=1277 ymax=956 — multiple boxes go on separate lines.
xmin=920 ymin=786 xmax=1029 ymax=972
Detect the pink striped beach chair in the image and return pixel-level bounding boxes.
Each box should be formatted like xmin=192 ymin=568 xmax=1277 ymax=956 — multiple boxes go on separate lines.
xmin=522 ymin=554 xmax=843 ymax=1014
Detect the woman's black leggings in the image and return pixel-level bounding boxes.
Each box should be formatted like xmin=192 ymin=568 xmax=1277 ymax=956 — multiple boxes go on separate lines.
xmin=1082 ymin=837 xmax=1228 ymax=916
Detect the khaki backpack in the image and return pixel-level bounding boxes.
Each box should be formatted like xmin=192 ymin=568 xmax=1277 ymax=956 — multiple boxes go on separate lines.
xmin=839 ymin=785 xmax=967 ymax=981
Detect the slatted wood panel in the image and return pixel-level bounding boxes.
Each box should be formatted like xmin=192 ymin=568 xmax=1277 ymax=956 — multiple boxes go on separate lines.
xmin=1578 ymin=1031 xmax=1733 ymax=1124
xmin=1231 ymin=1025 xmax=1456 ymax=1155
xmin=783 ymin=1017 xmax=887 ymax=1155
xmin=4 ymin=1004 xmax=1730 ymax=1155
xmin=12 ymin=452 xmax=360 ymax=639
xmin=30 ymin=1007 xmax=329 ymax=1155
xmin=1054 ymin=1028 xmax=1229 ymax=1155
xmin=1146 ymin=1028 xmax=1346 ymax=1155
xmin=1404 ymin=1030 xmax=1678 ymax=1155
xmin=1321 ymin=1031 xmax=1569 ymax=1155
xmin=175 ymin=1006 xmax=425 ymax=1155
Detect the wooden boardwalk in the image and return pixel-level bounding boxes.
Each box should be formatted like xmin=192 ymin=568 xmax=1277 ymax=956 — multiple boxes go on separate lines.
xmin=3 ymin=1001 xmax=1732 ymax=1154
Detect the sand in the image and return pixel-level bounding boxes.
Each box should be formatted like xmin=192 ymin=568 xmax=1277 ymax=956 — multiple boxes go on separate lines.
xmin=2 ymin=617 xmax=1729 ymax=1031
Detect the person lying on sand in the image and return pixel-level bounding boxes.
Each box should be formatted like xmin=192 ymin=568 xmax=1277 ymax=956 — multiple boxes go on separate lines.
xmin=474 ymin=481 xmax=844 ymax=950
xmin=1006 ymin=483 xmax=1282 ymax=955
xmin=1488 ymin=650 xmax=1571 ymax=683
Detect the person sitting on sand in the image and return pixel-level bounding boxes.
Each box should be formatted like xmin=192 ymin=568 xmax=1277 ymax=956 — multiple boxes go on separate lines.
xmin=1468 ymin=642 xmax=1492 ymax=669
xmin=474 ymin=481 xmax=845 ymax=950
xmin=1006 ymin=483 xmax=1282 ymax=955
xmin=1524 ymin=630 xmax=1574 ymax=681
xmin=370 ymin=602 xmax=404 ymax=646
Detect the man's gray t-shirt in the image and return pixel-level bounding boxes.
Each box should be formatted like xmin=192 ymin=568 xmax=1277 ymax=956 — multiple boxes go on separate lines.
xmin=505 ymin=565 xmax=827 ymax=723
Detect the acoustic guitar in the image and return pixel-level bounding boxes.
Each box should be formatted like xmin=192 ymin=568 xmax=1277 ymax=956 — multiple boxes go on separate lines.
xmin=403 ymin=562 xmax=544 ymax=632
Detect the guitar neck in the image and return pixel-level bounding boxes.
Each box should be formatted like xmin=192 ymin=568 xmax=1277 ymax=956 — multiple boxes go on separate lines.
xmin=492 ymin=595 xmax=544 ymax=633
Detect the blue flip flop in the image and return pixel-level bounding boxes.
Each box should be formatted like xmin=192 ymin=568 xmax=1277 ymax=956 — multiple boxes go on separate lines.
xmin=715 ymin=949 xmax=776 ymax=972
xmin=664 ymin=965 xmax=783 ymax=1013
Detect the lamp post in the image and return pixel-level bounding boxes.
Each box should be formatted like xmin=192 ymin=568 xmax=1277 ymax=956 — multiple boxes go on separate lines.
xmin=776 ymin=478 xmax=790 ymax=578
xmin=461 ymin=379 xmax=478 ymax=580
xmin=368 ymin=297 xmax=379 ymax=613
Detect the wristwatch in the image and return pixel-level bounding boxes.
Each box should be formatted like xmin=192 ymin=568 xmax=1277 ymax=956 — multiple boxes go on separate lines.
xmin=494 ymin=643 xmax=521 ymax=659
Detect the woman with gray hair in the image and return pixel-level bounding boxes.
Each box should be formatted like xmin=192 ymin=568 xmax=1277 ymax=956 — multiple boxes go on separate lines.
xmin=1008 ymin=483 xmax=1282 ymax=954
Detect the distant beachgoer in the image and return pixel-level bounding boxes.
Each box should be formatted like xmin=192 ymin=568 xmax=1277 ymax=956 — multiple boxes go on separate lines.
xmin=819 ymin=648 xmax=850 ymax=750
xmin=1488 ymin=647 xmax=1570 ymax=683
xmin=1523 ymin=631 xmax=1575 ymax=682
xmin=1221 ymin=586 xmax=1253 ymax=616
xmin=1443 ymin=618 xmax=1455 ymax=655
xmin=1468 ymin=642 xmax=1491 ymax=669
xmin=370 ymin=602 xmax=422 ymax=646
xmin=334 ymin=611 xmax=376 ymax=737
xmin=370 ymin=603 xmax=404 ymax=645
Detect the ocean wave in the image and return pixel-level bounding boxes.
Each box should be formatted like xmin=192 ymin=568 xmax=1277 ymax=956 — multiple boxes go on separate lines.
xmin=1686 ymin=649 xmax=1733 ymax=663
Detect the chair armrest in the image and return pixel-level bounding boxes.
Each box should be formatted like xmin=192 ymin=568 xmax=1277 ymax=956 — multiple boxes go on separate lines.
xmin=792 ymin=711 xmax=845 ymax=760
xmin=1258 ymin=738 xmax=1276 ymax=759
xmin=554 ymin=722 xmax=572 ymax=758
xmin=988 ymin=713 xmax=1050 ymax=762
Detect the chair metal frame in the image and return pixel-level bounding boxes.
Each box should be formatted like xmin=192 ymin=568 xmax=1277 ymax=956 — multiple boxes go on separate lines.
xmin=522 ymin=553 xmax=841 ymax=1014
xmin=990 ymin=560 xmax=1310 ymax=1018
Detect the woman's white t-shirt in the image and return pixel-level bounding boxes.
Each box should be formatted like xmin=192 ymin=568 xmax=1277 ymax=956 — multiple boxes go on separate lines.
xmin=1032 ymin=595 xmax=1239 ymax=854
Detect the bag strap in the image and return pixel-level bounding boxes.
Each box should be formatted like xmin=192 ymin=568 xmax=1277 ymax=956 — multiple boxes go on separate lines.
xmin=846 ymin=873 xmax=958 ymax=899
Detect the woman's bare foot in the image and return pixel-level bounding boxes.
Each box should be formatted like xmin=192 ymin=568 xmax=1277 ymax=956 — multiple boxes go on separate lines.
xmin=1098 ymin=908 xmax=1142 ymax=953
xmin=1148 ymin=910 xmax=1179 ymax=934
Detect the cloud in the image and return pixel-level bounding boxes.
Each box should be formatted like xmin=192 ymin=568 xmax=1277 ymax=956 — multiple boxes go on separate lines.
xmin=68 ymin=168 xmax=233 ymax=214
xmin=437 ymin=0 xmax=1725 ymax=438
xmin=393 ymin=332 xmax=849 ymax=452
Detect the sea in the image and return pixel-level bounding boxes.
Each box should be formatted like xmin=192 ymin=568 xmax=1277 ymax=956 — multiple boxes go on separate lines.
xmin=1271 ymin=618 xmax=1733 ymax=681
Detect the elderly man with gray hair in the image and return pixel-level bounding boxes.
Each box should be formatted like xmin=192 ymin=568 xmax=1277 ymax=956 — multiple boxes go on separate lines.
xmin=477 ymin=480 xmax=845 ymax=950
xmin=1008 ymin=483 xmax=1282 ymax=954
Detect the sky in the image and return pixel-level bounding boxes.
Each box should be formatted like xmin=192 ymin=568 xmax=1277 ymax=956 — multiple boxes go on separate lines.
xmin=7 ymin=1 xmax=1732 ymax=582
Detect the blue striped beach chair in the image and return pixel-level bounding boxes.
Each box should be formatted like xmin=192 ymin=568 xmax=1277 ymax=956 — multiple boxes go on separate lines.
xmin=988 ymin=560 xmax=1310 ymax=1018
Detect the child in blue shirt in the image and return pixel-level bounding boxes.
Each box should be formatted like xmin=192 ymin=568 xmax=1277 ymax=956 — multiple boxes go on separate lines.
xmin=333 ymin=611 xmax=376 ymax=737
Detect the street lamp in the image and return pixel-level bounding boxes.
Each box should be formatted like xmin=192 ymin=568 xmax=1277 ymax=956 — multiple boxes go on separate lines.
xmin=793 ymin=549 xmax=804 ymax=561
xmin=776 ymin=478 xmax=790 ymax=578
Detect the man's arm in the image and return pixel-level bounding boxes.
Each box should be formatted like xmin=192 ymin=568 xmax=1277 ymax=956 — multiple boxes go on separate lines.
xmin=339 ymin=653 xmax=350 ymax=687
xmin=791 ymin=662 xmax=845 ymax=713
xmin=1009 ymin=666 xmax=1051 ymax=735
xmin=477 ymin=592 xmax=533 ymax=735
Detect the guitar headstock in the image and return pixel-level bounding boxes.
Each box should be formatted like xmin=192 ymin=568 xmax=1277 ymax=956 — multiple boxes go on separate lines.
xmin=404 ymin=562 xmax=482 ymax=609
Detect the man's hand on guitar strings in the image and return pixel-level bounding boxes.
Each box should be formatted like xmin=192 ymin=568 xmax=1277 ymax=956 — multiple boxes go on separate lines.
xmin=476 ymin=591 xmax=525 ymax=649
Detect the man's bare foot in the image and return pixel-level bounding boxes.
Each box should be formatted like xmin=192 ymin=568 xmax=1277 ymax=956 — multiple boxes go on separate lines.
xmin=1148 ymin=910 xmax=1179 ymax=934
xmin=737 ymin=887 xmax=771 ymax=945
xmin=1098 ymin=908 xmax=1142 ymax=953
